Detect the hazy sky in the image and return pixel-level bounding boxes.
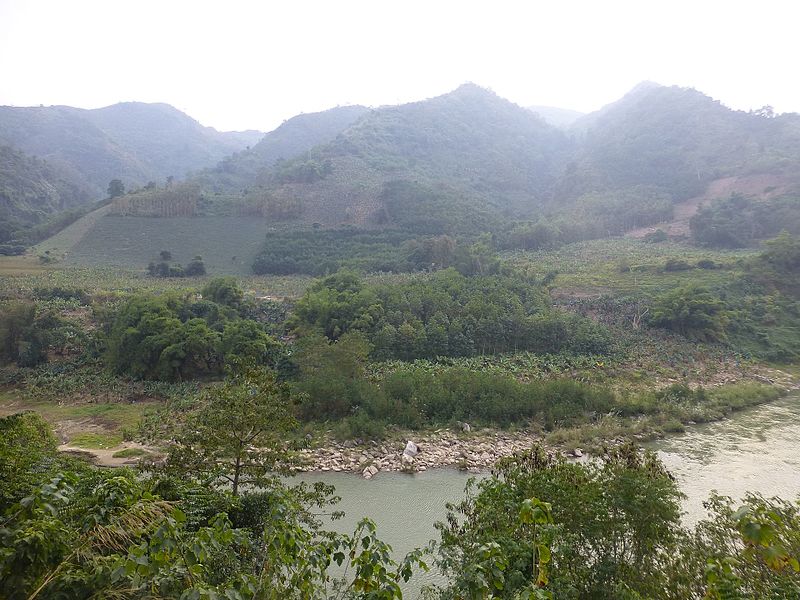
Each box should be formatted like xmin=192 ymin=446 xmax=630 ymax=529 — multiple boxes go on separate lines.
xmin=0 ymin=0 xmax=797 ymax=132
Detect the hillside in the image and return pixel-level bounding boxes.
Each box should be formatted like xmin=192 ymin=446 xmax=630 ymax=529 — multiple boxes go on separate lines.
xmin=184 ymin=84 xmax=574 ymax=228
xmin=0 ymin=102 xmax=263 ymax=245
xmin=34 ymin=82 xmax=800 ymax=273
xmin=193 ymin=104 xmax=370 ymax=193
xmin=558 ymin=83 xmax=800 ymax=202
xmin=0 ymin=145 xmax=94 ymax=246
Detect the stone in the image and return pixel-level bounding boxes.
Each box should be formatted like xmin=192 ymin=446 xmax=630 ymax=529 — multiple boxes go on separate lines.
xmin=573 ymin=448 xmax=583 ymax=458
xmin=462 ymin=422 xmax=471 ymax=433
xmin=404 ymin=441 xmax=419 ymax=457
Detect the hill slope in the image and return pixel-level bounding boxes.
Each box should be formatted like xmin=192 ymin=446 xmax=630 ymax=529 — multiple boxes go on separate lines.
xmin=183 ymin=84 xmax=573 ymax=228
xmin=559 ymin=83 xmax=800 ymax=202
xmin=0 ymin=102 xmax=263 ymax=243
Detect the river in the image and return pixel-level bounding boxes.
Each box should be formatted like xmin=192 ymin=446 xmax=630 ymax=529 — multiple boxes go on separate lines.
xmin=297 ymin=393 xmax=800 ymax=597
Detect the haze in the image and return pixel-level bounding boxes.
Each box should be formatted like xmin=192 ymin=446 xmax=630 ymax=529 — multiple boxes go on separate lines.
xmin=0 ymin=0 xmax=798 ymax=132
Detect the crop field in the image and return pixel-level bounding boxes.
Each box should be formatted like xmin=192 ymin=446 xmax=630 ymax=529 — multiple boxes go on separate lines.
xmin=59 ymin=215 xmax=270 ymax=275
xmin=505 ymin=238 xmax=759 ymax=297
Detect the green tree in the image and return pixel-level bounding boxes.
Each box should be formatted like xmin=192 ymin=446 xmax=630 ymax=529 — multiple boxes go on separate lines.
xmin=437 ymin=443 xmax=683 ymax=598
xmin=202 ymin=276 xmax=244 ymax=309
xmin=107 ymin=178 xmax=125 ymax=199
xmin=164 ymin=364 xmax=299 ymax=495
xmin=184 ymin=255 xmax=207 ymax=276
xmin=650 ymin=284 xmax=729 ymax=342
xmin=0 ymin=412 xmax=58 ymax=510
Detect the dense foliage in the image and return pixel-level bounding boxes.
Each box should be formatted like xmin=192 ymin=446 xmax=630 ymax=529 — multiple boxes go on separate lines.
xmin=691 ymin=193 xmax=800 ymax=248
xmin=104 ymin=279 xmax=279 ymax=380
xmin=292 ymin=270 xmax=609 ymax=360
xmin=0 ymin=412 xmax=425 ymax=600
xmin=434 ymin=443 xmax=800 ymax=599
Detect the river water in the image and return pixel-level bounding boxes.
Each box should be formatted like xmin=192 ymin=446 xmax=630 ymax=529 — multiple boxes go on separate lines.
xmin=297 ymin=393 xmax=800 ymax=598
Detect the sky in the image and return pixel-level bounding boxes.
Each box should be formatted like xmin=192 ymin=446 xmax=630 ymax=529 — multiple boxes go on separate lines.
xmin=0 ymin=0 xmax=797 ymax=133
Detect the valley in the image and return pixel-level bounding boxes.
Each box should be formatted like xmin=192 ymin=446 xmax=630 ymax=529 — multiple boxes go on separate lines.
xmin=2 ymin=80 xmax=800 ymax=598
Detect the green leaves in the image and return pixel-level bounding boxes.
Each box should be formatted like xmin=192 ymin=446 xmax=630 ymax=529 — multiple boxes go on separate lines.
xmin=519 ymin=498 xmax=553 ymax=526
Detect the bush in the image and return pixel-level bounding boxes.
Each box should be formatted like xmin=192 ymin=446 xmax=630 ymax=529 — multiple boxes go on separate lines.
xmin=664 ymin=258 xmax=693 ymax=272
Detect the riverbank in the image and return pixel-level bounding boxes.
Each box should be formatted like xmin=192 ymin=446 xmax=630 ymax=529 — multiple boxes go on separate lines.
xmin=298 ymin=373 xmax=797 ymax=478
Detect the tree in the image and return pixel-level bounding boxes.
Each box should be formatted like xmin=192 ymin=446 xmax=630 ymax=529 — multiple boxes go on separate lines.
xmin=164 ymin=364 xmax=300 ymax=495
xmin=0 ymin=412 xmax=58 ymax=510
xmin=202 ymin=277 xmax=244 ymax=309
xmin=107 ymin=179 xmax=125 ymax=199
xmin=761 ymin=231 xmax=800 ymax=274
xmin=650 ymin=285 xmax=729 ymax=342
xmin=184 ymin=255 xmax=206 ymax=277
xmin=437 ymin=443 xmax=684 ymax=598
xmin=159 ymin=250 xmax=172 ymax=261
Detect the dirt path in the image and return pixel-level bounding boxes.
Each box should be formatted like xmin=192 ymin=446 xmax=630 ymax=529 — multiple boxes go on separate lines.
xmin=626 ymin=174 xmax=795 ymax=239
xmin=58 ymin=441 xmax=162 ymax=467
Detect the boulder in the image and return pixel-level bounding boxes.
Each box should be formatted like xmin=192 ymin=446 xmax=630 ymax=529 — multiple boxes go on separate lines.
xmin=462 ymin=422 xmax=471 ymax=433
xmin=404 ymin=441 xmax=419 ymax=457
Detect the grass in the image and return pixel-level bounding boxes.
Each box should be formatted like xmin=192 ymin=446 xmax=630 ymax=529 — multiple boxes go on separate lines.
xmin=55 ymin=215 xmax=271 ymax=275
xmin=33 ymin=204 xmax=113 ymax=258
xmin=0 ymin=254 xmax=51 ymax=276
xmin=112 ymin=447 xmax=149 ymax=458
xmin=504 ymin=238 xmax=758 ymax=297
xmin=69 ymin=432 xmax=123 ymax=449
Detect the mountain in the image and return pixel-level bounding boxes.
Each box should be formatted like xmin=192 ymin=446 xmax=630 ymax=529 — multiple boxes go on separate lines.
xmin=528 ymin=105 xmax=585 ymax=128
xmin=158 ymin=84 xmax=573 ymax=228
xmin=559 ymin=83 xmax=800 ymax=202
xmin=0 ymin=102 xmax=263 ymax=244
xmin=193 ymin=105 xmax=370 ymax=193
xmin=0 ymin=102 xmax=262 ymax=197
xmin=32 ymin=82 xmax=800 ymax=271
xmin=0 ymin=145 xmax=94 ymax=245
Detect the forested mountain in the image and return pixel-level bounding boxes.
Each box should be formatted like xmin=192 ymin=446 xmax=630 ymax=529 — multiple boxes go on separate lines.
xmin=112 ymin=83 xmax=800 ymax=232
xmin=558 ymin=82 xmax=800 ymax=202
xmin=18 ymin=82 xmax=800 ymax=266
xmin=193 ymin=105 xmax=370 ymax=193
xmin=0 ymin=102 xmax=263 ymax=244
xmin=157 ymin=84 xmax=575 ymax=227
xmin=0 ymin=103 xmax=262 ymax=195
xmin=0 ymin=145 xmax=94 ymax=244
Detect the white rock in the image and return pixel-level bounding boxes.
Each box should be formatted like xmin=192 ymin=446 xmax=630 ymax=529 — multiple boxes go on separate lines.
xmin=404 ymin=441 xmax=419 ymax=457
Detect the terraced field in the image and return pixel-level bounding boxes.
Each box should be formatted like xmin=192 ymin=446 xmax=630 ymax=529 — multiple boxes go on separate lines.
xmin=51 ymin=214 xmax=271 ymax=275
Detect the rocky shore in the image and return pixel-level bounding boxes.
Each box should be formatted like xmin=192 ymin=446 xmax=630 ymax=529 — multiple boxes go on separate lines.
xmin=296 ymin=426 xmax=582 ymax=479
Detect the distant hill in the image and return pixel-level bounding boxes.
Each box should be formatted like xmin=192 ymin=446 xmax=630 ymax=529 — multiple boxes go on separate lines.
xmin=32 ymin=82 xmax=800 ymax=272
xmin=559 ymin=83 xmax=800 ymax=202
xmin=528 ymin=105 xmax=585 ymax=128
xmin=0 ymin=145 xmax=94 ymax=245
xmin=193 ymin=105 xmax=370 ymax=194
xmin=156 ymin=84 xmax=573 ymax=228
xmin=0 ymin=102 xmax=263 ymax=243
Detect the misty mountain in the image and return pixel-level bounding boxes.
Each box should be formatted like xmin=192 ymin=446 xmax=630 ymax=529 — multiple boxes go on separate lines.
xmin=558 ymin=83 xmax=800 ymax=202
xmin=0 ymin=145 xmax=95 ymax=244
xmin=0 ymin=102 xmax=262 ymax=243
xmin=159 ymin=84 xmax=574 ymax=228
xmin=193 ymin=105 xmax=370 ymax=193
xmin=0 ymin=102 xmax=262 ymax=196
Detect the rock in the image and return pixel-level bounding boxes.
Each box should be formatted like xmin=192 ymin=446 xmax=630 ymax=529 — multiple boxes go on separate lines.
xmin=368 ymin=465 xmax=379 ymax=476
xmin=573 ymin=448 xmax=583 ymax=458
xmin=404 ymin=441 xmax=419 ymax=457
xmin=462 ymin=422 xmax=471 ymax=433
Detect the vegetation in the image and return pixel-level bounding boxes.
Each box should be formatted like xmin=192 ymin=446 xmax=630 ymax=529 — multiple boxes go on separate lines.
xmin=691 ymin=193 xmax=800 ymax=248
xmin=292 ymin=270 xmax=609 ymax=360
xmin=3 ymin=80 xmax=800 ymax=599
